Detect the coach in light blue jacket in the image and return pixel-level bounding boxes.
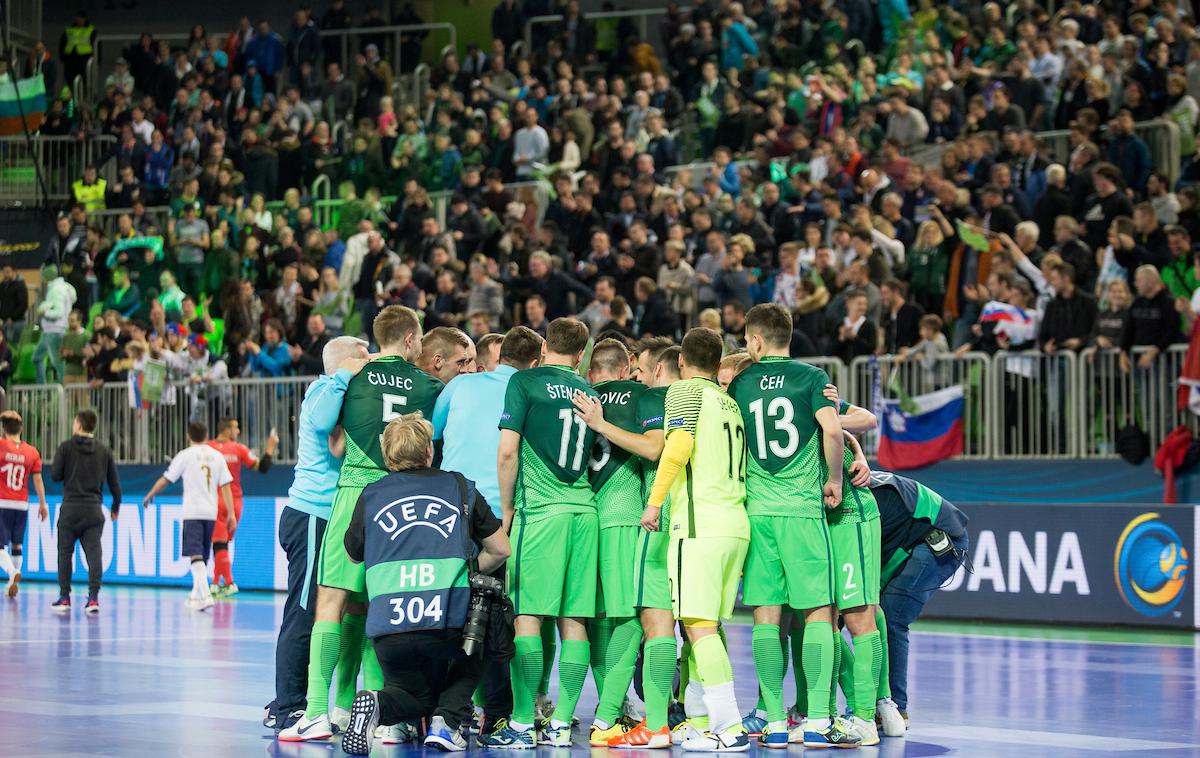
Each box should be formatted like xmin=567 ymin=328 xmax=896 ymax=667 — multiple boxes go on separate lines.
xmin=268 ymin=336 xmax=370 ymax=733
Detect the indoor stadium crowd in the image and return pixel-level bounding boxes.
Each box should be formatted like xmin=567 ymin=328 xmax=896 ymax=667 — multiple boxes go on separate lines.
xmin=15 ymin=0 xmax=1200 ymax=398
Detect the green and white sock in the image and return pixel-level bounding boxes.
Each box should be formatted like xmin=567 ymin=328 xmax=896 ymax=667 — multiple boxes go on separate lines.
xmin=552 ymin=639 xmax=591 ymax=724
xmin=595 ymin=618 xmax=642 ymax=724
xmin=852 ymin=631 xmax=883 ymax=720
xmin=510 ymin=634 xmax=543 ymax=724
xmin=692 ymin=634 xmax=738 ymax=732
xmin=643 ymin=636 xmax=676 ymax=730
xmin=304 ymin=620 xmax=342 ymax=718
xmin=751 ymin=623 xmax=786 ymax=723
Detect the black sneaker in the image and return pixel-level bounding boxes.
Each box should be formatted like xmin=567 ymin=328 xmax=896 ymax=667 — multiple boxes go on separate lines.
xmin=51 ymin=596 xmax=70 ymax=613
xmin=84 ymin=598 xmax=100 ymax=614
xmin=341 ymin=690 xmax=380 ymax=756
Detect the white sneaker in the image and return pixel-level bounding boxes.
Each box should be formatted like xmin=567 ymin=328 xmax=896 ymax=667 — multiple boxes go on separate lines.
xmin=223 ymin=583 xmax=239 ymax=596
xmin=278 ymin=713 xmax=333 ymax=742
xmin=672 ymin=720 xmax=707 ymax=745
xmin=425 ymin=715 xmax=468 ymax=752
xmin=331 ymin=706 xmax=351 ymax=734
xmin=847 ymin=715 xmax=880 ymax=746
xmin=191 ymin=595 xmax=215 ymax=612
xmin=680 ymin=727 xmax=751 ymax=752
xmin=876 ymin=698 xmax=906 ymax=737
xmin=377 ymin=722 xmax=417 ymax=744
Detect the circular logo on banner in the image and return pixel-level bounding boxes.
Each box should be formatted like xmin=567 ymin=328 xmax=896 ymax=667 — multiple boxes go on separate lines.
xmin=1114 ymin=513 xmax=1190 ymax=617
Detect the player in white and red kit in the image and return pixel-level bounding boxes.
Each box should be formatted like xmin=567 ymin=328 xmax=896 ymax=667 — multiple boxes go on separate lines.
xmin=206 ymin=418 xmax=278 ymax=595
xmin=0 ymin=411 xmax=48 ymax=598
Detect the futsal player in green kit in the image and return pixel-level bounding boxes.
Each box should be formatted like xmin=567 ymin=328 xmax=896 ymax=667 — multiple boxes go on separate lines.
xmin=281 ymin=305 xmax=444 ymax=743
xmin=573 ymin=340 xmax=680 ymax=749
xmin=570 ymin=339 xmax=651 ymax=747
xmin=490 ymin=318 xmax=600 ymax=749
xmin=826 ymin=400 xmax=885 ymax=746
xmin=727 ymin=304 xmax=860 ymax=749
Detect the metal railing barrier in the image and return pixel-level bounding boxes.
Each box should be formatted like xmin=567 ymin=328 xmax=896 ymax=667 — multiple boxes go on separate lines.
xmin=320 ymin=23 xmax=457 ymax=77
xmin=524 ymin=8 xmax=667 ymax=55
xmin=990 ymin=350 xmax=1079 ymax=459
xmin=0 ymin=134 xmax=115 ymax=204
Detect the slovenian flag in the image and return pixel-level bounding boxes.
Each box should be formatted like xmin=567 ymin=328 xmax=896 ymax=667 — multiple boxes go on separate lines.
xmin=0 ymin=75 xmax=46 ymax=135
xmin=877 ymin=385 xmax=965 ymax=470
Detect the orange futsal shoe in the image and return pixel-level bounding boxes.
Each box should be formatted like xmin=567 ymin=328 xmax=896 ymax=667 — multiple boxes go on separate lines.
xmin=608 ymin=722 xmax=671 ymax=749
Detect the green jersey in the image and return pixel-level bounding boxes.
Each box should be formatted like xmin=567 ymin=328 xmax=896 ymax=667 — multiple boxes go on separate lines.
xmin=828 ymin=446 xmax=880 ymax=526
xmin=638 ymin=386 xmax=669 ymax=528
xmin=499 ymin=365 xmax=599 ymax=520
xmin=729 ymin=356 xmax=836 ymax=519
xmin=338 ymin=355 xmax=444 ymax=487
xmin=589 ymin=380 xmax=649 ymax=529
xmin=663 ymin=377 xmax=749 ymax=541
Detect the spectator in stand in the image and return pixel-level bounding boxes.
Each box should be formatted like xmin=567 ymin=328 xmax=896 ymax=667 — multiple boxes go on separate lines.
xmin=1081 ymin=163 xmax=1135 ymax=252
xmin=289 ymin=313 xmax=328 ymax=375
xmin=833 ymin=290 xmax=878 ymax=363
xmin=880 ymin=279 xmax=924 ymax=355
xmin=506 ymin=251 xmax=593 ymax=321
xmin=631 ymin=277 xmax=678 ymax=339
xmin=513 ymin=108 xmax=550 ymax=178
xmin=0 ymin=266 xmax=28 ymax=344
xmin=523 ymin=294 xmax=549 ymax=338
xmin=34 ymin=266 xmax=78 ymax=384
xmin=1040 ymin=262 xmax=1098 ymax=354
xmin=1123 ymin=265 xmax=1180 ymax=372
xmin=243 ymin=318 xmax=292 ymax=378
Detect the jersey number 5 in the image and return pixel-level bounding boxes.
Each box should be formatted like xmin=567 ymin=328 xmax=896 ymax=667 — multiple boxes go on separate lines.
xmin=382 ymin=393 xmax=408 ymax=422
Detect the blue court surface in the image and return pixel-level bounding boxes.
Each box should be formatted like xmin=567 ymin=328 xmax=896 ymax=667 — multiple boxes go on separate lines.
xmin=2 ymin=583 xmax=1198 ymax=758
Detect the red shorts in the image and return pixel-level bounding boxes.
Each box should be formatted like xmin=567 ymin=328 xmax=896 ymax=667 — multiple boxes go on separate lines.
xmin=213 ymin=496 xmax=244 ymax=543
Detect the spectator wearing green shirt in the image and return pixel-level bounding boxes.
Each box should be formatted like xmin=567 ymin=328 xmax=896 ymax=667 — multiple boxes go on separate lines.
xmin=169 ymin=204 xmax=210 ymax=298
xmin=60 ymin=310 xmax=89 ymax=384
xmin=103 ymin=267 xmax=142 ymax=320
xmin=157 ymin=270 xmax=188 ymax=321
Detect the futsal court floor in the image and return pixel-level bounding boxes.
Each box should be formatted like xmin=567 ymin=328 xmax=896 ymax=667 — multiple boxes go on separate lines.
xmin=1 ymin=583 xmax=1198 ymax=758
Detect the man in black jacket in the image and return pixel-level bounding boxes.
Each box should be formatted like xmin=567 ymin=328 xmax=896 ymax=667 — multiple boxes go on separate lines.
xmin=1123 ymin=265 xmax=1181 ymax=371
xmin=632 ymin=277 xmax=679 ymax=339
xmin=50 ymin=409 xmax=121 ymax=614
xmin=880 ymin=279 xmax=925 ymax=355
xmin=290 ymin=314 xmax=330 ymax=375
xmin=0 ymin=265 xmax=29 ymax=344
xmin=505 ymin=251 xmax=593 ymax=321
xmin=1039 ymin=263 xmax=1097 ymax=353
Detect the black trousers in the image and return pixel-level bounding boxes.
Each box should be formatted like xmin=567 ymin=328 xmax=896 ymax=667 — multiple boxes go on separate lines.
xmin=273 ymin=507 xmax=328 ymax=716
xmin=373 ymin=630 xmax=486 ymax=730
xmin=57 ymin=505 xmax=105 ymax=598
xmin=480 ymin=562 xmax=513 ymax=725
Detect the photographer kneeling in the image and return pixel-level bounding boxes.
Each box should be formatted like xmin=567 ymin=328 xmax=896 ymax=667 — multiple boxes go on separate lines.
xmin=340 ymin=412 xmax=511 ymax=756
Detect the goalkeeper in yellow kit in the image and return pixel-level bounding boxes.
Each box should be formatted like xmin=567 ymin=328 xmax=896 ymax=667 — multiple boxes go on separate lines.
xmin=642 ymin=327 xmax=750 ymax=753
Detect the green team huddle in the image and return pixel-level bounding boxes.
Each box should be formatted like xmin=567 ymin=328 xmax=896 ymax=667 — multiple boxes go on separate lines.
xmin=492 ymin=303 xmax=893 ymax=752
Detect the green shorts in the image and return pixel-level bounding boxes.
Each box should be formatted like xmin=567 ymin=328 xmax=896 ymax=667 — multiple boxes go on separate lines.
xmin=743 ymin=515 xmax=835 ymax=611
xmin=598 ymin=525 xmax=641 ymax=618
xmin=511 ymin=510 xmax=598 ymax=618
xmin=633 ymin=530 xmax=672 ymax=611
xmin=318 ymin=484 xmax=367 ymax=598
xmin=830 ymin=516 xmax=881 ymax=610
xmin=668 ymin=536 xmax=748 ymax=622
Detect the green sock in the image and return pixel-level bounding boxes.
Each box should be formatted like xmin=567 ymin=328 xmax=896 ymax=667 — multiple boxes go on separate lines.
xmin=510 ymin=635 xmax=543 ymax=724
xmin=751 ymin=624 xmax=785 ymax=723
xmin=596 ymin=618 xmax=643 ymax=724
xmin=304 ymin=620 xmax=342 ymax=718
xmin=852 ymin=631 xmax=883 ymax=719
xmin=588 ymin=617 xmax=616 ymax=702
xmin=552 ymin=639 xmax=591 ymax=723
xmin=678 ymin=640 xmax=692 ymax=701
xmin=828 ymin=628 xmax=842 ymax=717
xmin=473 ymin=680 xmax=485 ymax=707
xmin=802 ymin=621 xmax=834 ymax=720
xmin=362 ymin=636 xmax=384 ymax=691
xmin=643 ymin=637 xmax=676 ymax=730
xmin=839 ymin=634 xmax=856 ymax=715
xmin=875 ymin=608 xmax=891 ymax=700
xmin=789 ymin=626 xmax=805 ymax=713
xmin=333 ymin=614 xmax=366 ymax=711
xmin=539 ymin=623 xmax=557 ymax=697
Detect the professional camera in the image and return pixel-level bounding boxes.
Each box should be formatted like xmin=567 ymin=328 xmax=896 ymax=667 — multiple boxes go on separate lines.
xmin=462 ymin=572 xmax=505 ymax=656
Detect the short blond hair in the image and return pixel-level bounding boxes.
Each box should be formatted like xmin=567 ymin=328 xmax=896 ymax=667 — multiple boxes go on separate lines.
xmin=381 ymin=412 xmax=434 ymax=472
